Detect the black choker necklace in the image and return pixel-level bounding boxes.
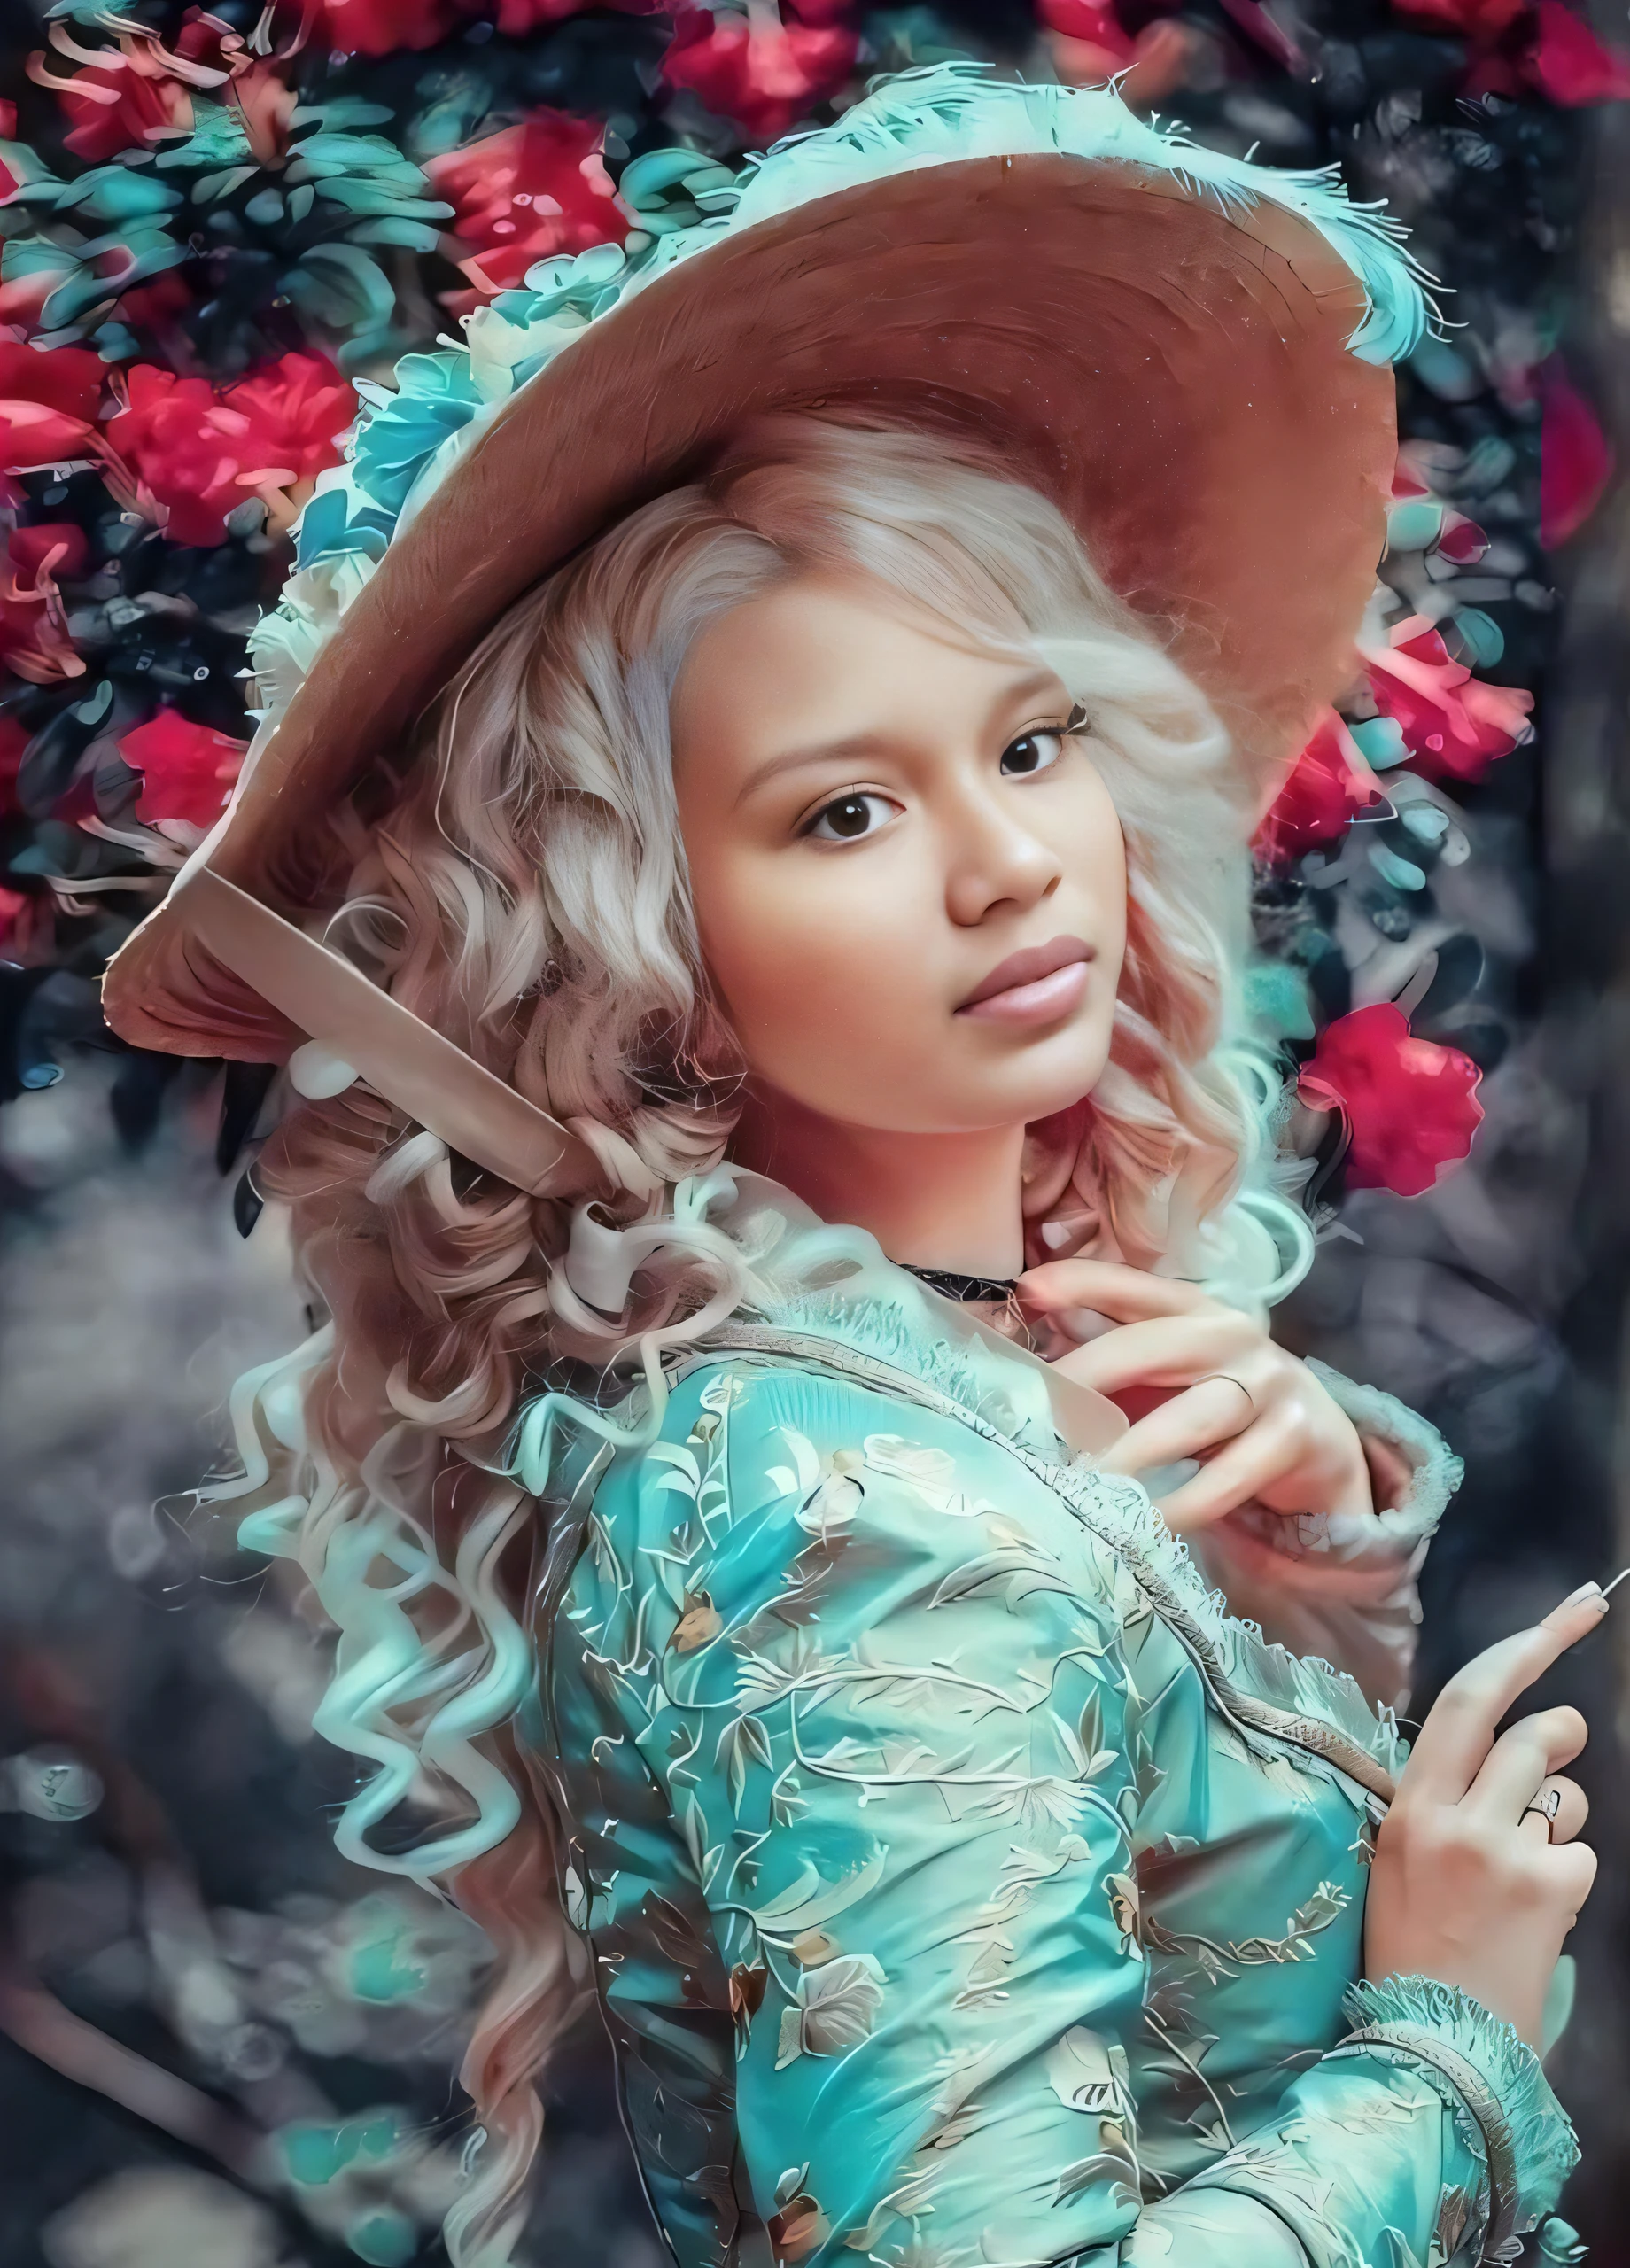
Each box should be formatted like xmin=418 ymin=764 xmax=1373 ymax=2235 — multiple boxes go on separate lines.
xmin=903 ymin=1262 xmax=1021 ymax=1305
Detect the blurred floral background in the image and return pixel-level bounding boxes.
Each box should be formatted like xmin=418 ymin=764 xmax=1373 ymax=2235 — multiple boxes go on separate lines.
xmin=2 ymin=0 xmax=1629 ymax=2261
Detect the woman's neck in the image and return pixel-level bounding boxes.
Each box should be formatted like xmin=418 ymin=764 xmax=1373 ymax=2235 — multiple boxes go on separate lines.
xmin=729 ymin=1085 xmax=1027 ymax=1278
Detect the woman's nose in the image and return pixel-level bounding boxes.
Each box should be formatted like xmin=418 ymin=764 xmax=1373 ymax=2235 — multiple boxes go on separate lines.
xmin=943 ymin=792 xmax=1064 ymax=928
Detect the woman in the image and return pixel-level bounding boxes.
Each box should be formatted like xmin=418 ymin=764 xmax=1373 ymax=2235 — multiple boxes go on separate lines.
xmin=105 ymin=66 xmax=1596 ymax=2268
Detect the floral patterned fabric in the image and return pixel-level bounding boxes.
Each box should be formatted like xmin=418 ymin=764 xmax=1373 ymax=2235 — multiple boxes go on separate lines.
xmin=536 ymin=1274 xmax=1576 ymax=2268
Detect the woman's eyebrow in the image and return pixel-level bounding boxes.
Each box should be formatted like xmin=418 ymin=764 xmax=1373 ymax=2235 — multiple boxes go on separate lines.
xmin=733 ymin=734 xmax=892 ymax=806
xmin=991 ymin=666 xmax=1071 ymax=722
xmin=732 ymin=667 xmax=1071 ymax=806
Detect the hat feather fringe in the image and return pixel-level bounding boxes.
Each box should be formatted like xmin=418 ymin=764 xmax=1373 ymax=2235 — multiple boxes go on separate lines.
xmin=734 ymin=65 xmax=1440 ymax=369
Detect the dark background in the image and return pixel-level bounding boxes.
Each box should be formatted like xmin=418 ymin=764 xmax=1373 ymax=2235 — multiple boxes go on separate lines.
xmin=2 ymin=0 xmax=1628 ymax=2261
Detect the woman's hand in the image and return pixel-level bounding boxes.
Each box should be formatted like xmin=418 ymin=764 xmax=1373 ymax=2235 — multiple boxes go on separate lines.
xmin=1363 ymin=1586 xmax=1603 ymax=2049
xmin=1018 ymin=1257 xmax=1371 ymax=1535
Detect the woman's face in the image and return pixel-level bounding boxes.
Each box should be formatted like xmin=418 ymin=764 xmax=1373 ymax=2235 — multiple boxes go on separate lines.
xmin=670 ymin=573 xmax=1128 ymax=1138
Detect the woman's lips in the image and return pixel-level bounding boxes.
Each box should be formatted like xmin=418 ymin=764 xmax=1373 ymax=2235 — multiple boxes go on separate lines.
xmin=956 ymin=936 xmax=1094 ymax=1026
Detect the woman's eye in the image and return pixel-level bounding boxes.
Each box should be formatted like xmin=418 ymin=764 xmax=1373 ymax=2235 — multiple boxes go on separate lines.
xmin=1000 ymin=730 xmax=1064 ymax=777
xmin=804 ymin=792 xmax=898 ymax=843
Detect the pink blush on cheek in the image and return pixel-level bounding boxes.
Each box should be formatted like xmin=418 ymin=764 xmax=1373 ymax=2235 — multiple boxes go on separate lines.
xmin=954 ymin=959 xmax=1091 ymax=1026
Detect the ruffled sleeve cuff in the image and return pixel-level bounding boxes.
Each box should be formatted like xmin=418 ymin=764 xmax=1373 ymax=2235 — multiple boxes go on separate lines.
xmin=1311 ymin=1359 xmax=1465 ymax=1544
xmin=1186 ymin=1362 xmax=1463 ymax=1713
xmin=1331 ymin=1975 xmax=1580 ymax=2254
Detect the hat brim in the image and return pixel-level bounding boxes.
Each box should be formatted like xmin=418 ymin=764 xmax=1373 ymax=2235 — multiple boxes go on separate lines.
xmin=104 ymin=150 xmax=1395 ymax=1063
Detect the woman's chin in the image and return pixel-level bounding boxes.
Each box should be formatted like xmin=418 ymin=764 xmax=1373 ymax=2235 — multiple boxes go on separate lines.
xmin=908 ymin=1065 xmax=1111 ymax=1138
xmin=956 ymin=1029 xmax=1112 ymax=1127
xmin=756 ymin=1025 xmax=1113 ymax=1141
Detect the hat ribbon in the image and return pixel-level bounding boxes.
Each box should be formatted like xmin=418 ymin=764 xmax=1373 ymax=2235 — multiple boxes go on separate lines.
xmin=173 ymin=865 xmax=606 ymax=1200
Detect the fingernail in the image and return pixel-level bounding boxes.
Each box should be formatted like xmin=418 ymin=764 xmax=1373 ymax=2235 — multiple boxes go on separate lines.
xmin=1541 ymin=1578 xmax=1604 ymax=1633
xmin=1543 ymin=1581 xmax=1609 ymax=1627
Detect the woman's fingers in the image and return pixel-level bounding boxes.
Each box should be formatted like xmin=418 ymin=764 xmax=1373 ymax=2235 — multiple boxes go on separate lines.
xmin=1400 ymin=1588 xmax=1609 ymax=1806
xmin=1465 ymin=1705 xmax=1588 ymax=1820
xmin=1050 ymin=1312 xmax=1254 ymax=1396
xmin=1019 ymin=1258 xmax=1210 ymax=1324
xmin=1147 ymin=1409 xmax=1312 ymax=1534
xmin=1516 ymin=1776 xmax=1589 ymax=1846
xmin=1095 ymin=1375 xmax=1257 ymax=1477
xmin=1546 ymin=1837 xmax=1600 ymax=1916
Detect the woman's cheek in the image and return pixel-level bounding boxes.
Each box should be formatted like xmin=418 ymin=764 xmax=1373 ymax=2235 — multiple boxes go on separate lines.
xmin=710 ymin=863 xmax=935 ymax=1102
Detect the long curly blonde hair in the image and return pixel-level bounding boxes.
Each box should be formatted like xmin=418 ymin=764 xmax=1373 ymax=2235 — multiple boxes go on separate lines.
xmin=218 ymin=416 xmax=1308 ymax=2264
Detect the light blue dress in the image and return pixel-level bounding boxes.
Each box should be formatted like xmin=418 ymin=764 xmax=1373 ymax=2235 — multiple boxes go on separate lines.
xmin=529 ymin=1188 xmax=1577 ymax=2268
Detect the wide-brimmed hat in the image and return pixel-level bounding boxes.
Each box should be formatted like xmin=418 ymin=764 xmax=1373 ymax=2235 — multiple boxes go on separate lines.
xmin=100 ymin=64 xmax=1432 ymax=1199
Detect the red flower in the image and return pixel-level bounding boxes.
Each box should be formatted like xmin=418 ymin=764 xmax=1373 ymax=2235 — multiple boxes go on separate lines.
xmin=426 ymin=113 xmax=627 ymax=299
xmin=1040 ymin=0 xmax=1195 ymax=100
xmin=113 ymin=270 xmax=197 ymax=360
xmin=0 ymin=715 xmax=28 ymax=821
xmin=56 ymin=64 xmax=192 ymax=163
xmin=1255 ymin=711 xmax=1385 ymax=866
xmin=1038 ymin=0 xmax=1137 ymax=58
xmin=1299 ymin=1003 xmax=1485 ymax=1198
xmin=1527 ymin=0 xmax=1630 ymax=101
xmin=1390 ymin=458 xmax=1433 ymax=500
xmin=1393 ymin=0 xmax=1525 ymax=35
xmin=119 ymin=710 xmax=246 ymax=830
xmin=0 ymin=882 xmax=29 ymax=951
xmin=10 ymin=524 xmax=89 ymax=585
xmin=1541 ymin=359 xmax=1614 ymax=548
xmin=0 ymin=343 xmax=106 ymax=483
xmin=300 ymin=0 xmax=661 ymax=44
xmin=28 ymin=24 xmax=202 ymax=163
xmin=1435 ymin=514 xmax=1489 ymax=564
xmin=662 ymin=4 xmax=858 ymax=141
xmin=106 ymin=353 xmax=354 ymax=547
xmin=1394 ymin=0 xmax=1630 ymax=101
xmin=486 ymin=0 xmax=659 ymax=31
xmin=1361 ymin=616 xmax=1533 ymax=785
xmin=306 ymin=0 xmax=457 ymax=56
xmin=1 ymin=522 xmax=88 ymax=682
